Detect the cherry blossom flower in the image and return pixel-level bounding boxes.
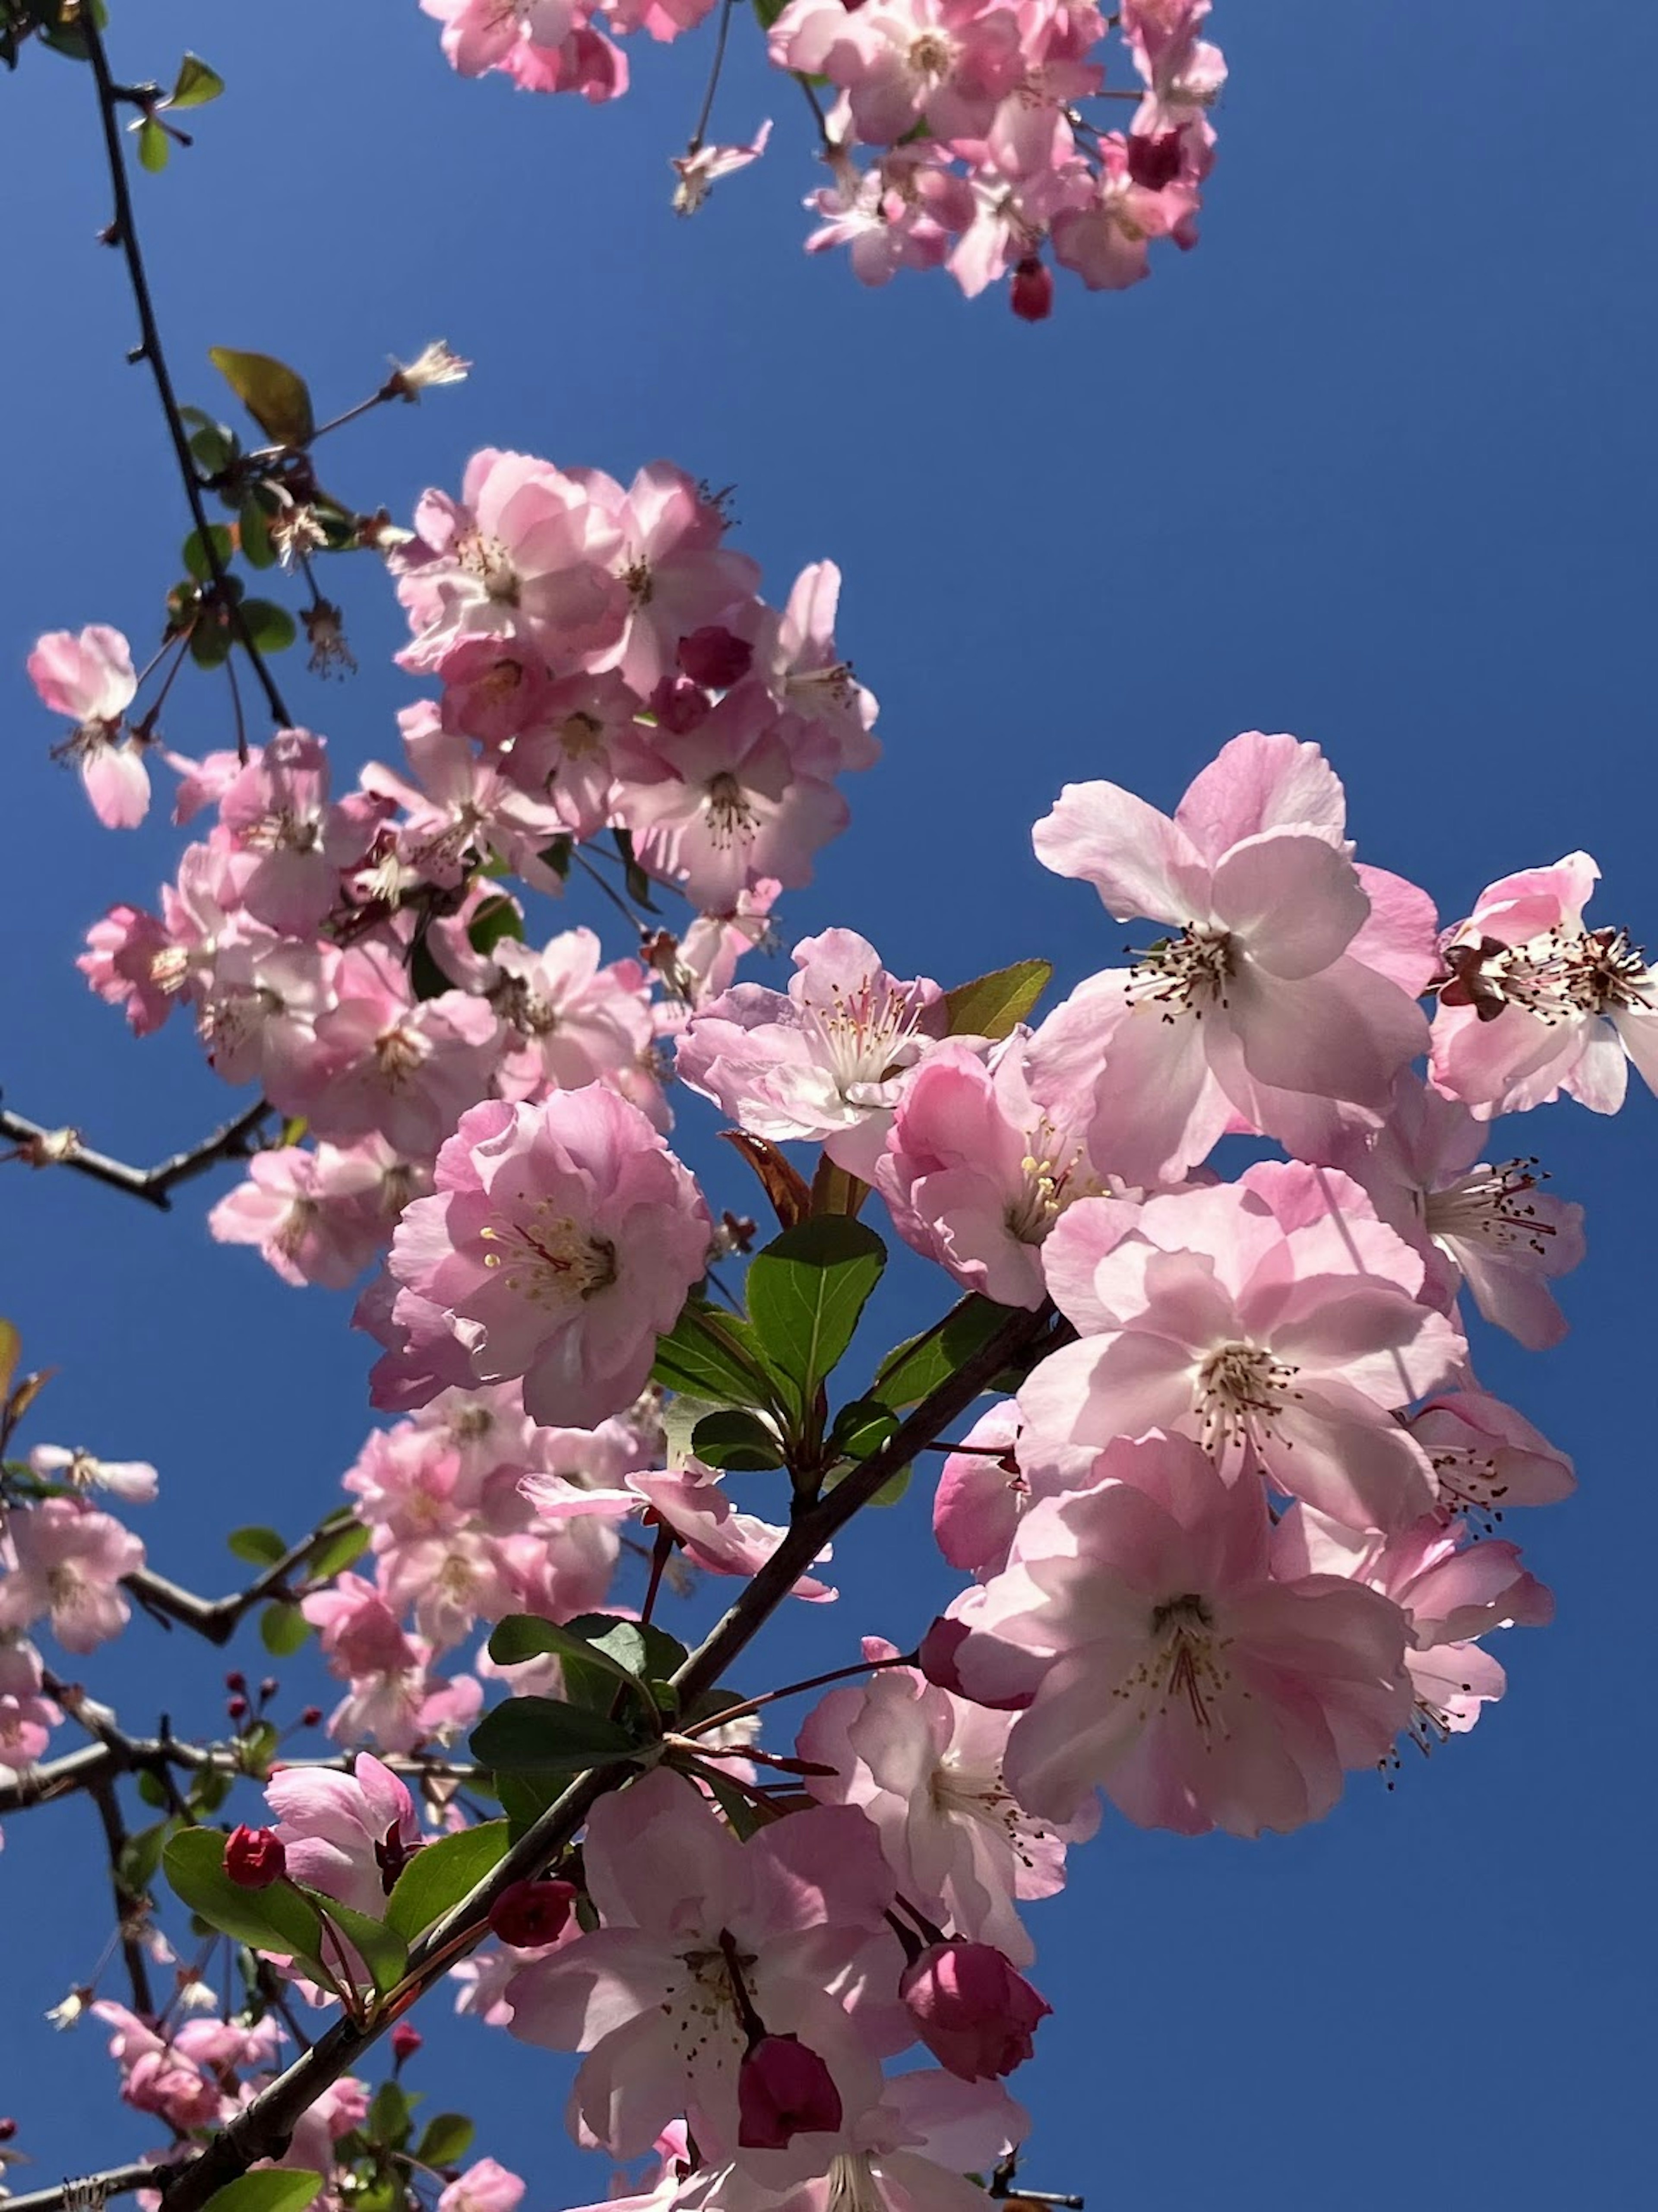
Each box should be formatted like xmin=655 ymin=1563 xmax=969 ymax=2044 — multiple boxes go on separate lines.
xmin=214 ymin=731 xmax=384 ymax=935
xmin=209 ymin=1141 xmax=425 ymax=1290
xmin=942 ymin=1433 xmax=1412 ymax=1835
xmin=303 ymin=951 xmax=503 ymax=1157
xmin=25 ymin=1445 xmax=158 ymax=1504
xmin=265 ymin=1752 xmax=423 ymax=1920
xmin=672 ymin=120 xmax=773 ymax=213
xmin=0 ymin=1500 xmax=145 ymax=1654
xmin=506 ymin=1767 xmax=898 ymax=2162
xmin=678 ymin=929 xmax=946 ymax=1177
xmin=77 ymin=902 xmax=180 ymax=1035
xmin=1430 ymin=852 xmax=1658 ymax=1117
xmin=493 ymin=930 xmax=655 ymax=1101
xmin=1406 ymin=1388 xmax=1576 ymax=1521
xmin=377 ymin=1088 xmax=710 ymax=1427
xmin=301 ymin=1572 xmax=482 ymax=1752
xmin=437 ymin=2162 xmax=525 ymax=2212
xmin=28 ymin=624 xmax=149 ymax=828
xmin=0 ymin=1637 xmax=60 ymax=1777
xmin=1023 ymin=1161 xmax=1464 ymax=1532
xmin=522 ymin=1455 xmax=834 ymax=1597
xmin=899 ymin=1942 xmax=1050 ymax=2082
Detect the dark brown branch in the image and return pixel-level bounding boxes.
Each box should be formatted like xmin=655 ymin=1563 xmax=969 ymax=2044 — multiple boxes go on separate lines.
xmin=120 ymin=1515 xmax=352 ymax=1645
xmin=81 ymin=12 xmax=293 ymax=734
xmin=2 ymin=2162 xmax=174 ymax=2212
xmin=0 ymin=1100 xmax=272 ymax=1212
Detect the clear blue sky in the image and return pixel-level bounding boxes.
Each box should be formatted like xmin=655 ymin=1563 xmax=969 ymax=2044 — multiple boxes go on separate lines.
xmin=2 ymin=3 xmax=1654 ymax=2206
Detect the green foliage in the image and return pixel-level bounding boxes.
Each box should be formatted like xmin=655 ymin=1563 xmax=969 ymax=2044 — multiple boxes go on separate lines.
xmin=228 ymin=1524 xmax=287 ymax=1566
xmin=467 ymin=894 xmax=525 ymax=956
xmin=874 ymin=1294 xmax=1021 ymax=1408
xmin=384 ymin=1822 xmax=511 ymax=1942
xmin=135 ymin=117 xmax=168 ymax=174
xmin=170 ymin=52 xmax=224 ymax=107
xmin=240 ymin=598 xmax=297 ymax=653
xmin=162 ymin=1828 xmax=328 ymax=1974
xmin=208 ymin=346 xmax=315 ymax=445
xmin=745 ymin=1217 xmax=887 ymax=1409
xmin=470 ymin=1695 xmax=647 ymax=1774
xmin=304 ymin=1515 xmax=371 ymax=1580
xmin=942 ymin=959 xmax=1053 ymax=1040
xmin=652 ymin=1301 xmax=779 ymax=1412
xmin=690 ymin=1408 xmax=787 ymax=1472
xmin=259 ymin=1600 xmax=309 ymax=1656
xmin=414 ymin=2115 xmax=476 ymax=2170
xmin=299 ymin=1892 xmax=408 ymax=1997
xmin=198 ymin=2173 xmax=324 ymax=2212
xmin=486 ymin=1613 xmax=684 ymax=1715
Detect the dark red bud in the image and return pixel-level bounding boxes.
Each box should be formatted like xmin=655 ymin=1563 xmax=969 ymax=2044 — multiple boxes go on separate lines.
xmin=225 ymin=1825 xmax=287 ymax=1890
xmin=301 ymin=1705 xmax=324 ymax=1727
xmin=737 ymin=2034 xmax=843 ymax=2151
xmin=677 ymin=625 xmax=753 ymax=691
xmin=1009 ymin=257 xmax=1053 ymax=324
xmin=258 ymin=1677 xmax=279 ymax=1702
xmin=487 ymin=1877 xmax=578 ymax=1950
xmin=226 ymin=1696 xmax=249 ymax=1722
xmin=225 ymin=1671 xmax=247 ymax=1693
xmin=0 ymin=2119 xmax=17 ymax=2143
xmin=1127 ymin=129 xmax=1184 ymax=191
xmin=390 ymin=2023 xmax=423 ymax=2066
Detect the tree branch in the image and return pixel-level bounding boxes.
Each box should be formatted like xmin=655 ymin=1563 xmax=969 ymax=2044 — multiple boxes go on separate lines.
xmin=80 ymin=11 xmax=293 ymax=735
xmin=0 ymin=1100 xmax=272 ymax=1212
xmin=2 ymin=2161 xmax=174 ymax=2212
xmin=87 ymin=1772 xmax=155 ymax=2017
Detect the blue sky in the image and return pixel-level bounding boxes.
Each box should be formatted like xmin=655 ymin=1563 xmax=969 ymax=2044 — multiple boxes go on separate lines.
xmin=1 ymin=3 xmax=1655 ymax=2206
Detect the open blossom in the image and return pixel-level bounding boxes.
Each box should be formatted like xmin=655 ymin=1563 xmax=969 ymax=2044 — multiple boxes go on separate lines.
xmin=438 ymin=2163 xmax=526 ymax=2212
xmin=673 ymin=121 xmax=772 ymax=214
xmin=1430 ymin=852 xmax=1658 ymax=1117
xmin=0 ymin=1500 xmax=145 ymax=1654
xmin=493 ymin=929 xmax=655 ymax=1100
xmin=1023 ymin=1161 xmax=1465 ymax=1533
xmin=1029 ymin=731 xmax=1434 ymax=1183
xmin=210 ymin=1139 xmax=428 ymax=1290
xmin=677 ymin=929 xmax=946 ymax=1177
xmin=1406 ymin=1389 xmax=1576 ymax=1520
xmin=26 ymin=1445 xmax=158 ymax=1504
xmin=521 ymin=1456 xmax=835 ymax=1599
xmin=942 ymin=1434 xmax=1412 ymax=1837
xmin=266 ymin=1752 xmax=423 ymax=1920
xmin=301 ymin=1571 xmax=481 ymax=1752
xmin=377 ymin=1088 xmax=710 ymax=1427
xmin=214 ymin=731 xmax=384 ymax=935
xmin=507 ymin=1768 xmax=897 ymax=2162
xmin=1308 ymin=1073 xmax=1586 ymax=1350
xmin=0 ymin=1637 xmax=60 ymax=1774
xmin=360 ymin=705 xmax=570 ymax=893
xmin=28 ymin=624 xmax=149 ymax=828
xmin=1274 ymin=1505 xmax=1553 ymax=1746
xmin=798 ymin=1643 xmax=1091 ymax=1965
xmin=298 ymin=950 xmax=503 ymax=1157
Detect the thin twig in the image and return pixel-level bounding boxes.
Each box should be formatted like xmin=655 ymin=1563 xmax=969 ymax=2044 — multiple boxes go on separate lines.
xmin=686 ymin=0 xmax=737 ymax=154
xmin=0 ymin=1098 xmax=272 ymax=1212
xmin=81 ymin=11 xmax=292 ymax=737
xmin=87 ymin=1773 xmax=155 ymax=2017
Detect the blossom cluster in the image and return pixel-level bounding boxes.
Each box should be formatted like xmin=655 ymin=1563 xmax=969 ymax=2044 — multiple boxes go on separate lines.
xmin=419 ymin=0 xmax=1228 ymax=317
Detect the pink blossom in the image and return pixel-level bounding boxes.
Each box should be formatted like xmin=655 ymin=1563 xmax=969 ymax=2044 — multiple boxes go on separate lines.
xmin=672 ymin=121 xmax=773 ymax=214
xmin=265 ymin=1752 xmax=422 ymax=1921
xmin=301 ymin=1572 xmax=482 ymax=1752
xmin=675 ymin=880 xmax=782 ymax=1005
xmin=577 ymin=461 xmax=761 ymax=697
xmin=209 ymin=1141 xmax=424 ymax=1290
xmin=0 ymin=1637 xmax=60 ymax=1773
xmin=494 ymin=929 xmax=655 ymax=1100
xmin=1307 ymin=1074 xmax=1586 ymax=1350
xmin=437 ymin=2162 xmax=525 ymax=2212
xmin=1029 ymin=732 xmax=1433 ymax=1181
xmin=943 ymin=1434 xmax=1412 ymax=1835
xmin=28 ymin=624 xmax=149 ymax=828
xmin=377 ymin=1088 xmax=710 ymax=1427
xmin=506 ymin=1767 xmax=896 ymax=2161
xmin=930 ymin=1402 xmax=1028 ymax=1577
xmin=197 ymin=939 xmax=337 ymax=1100
xmin=756 ymin=561 xmax=880 ymax=776
xmin=304 ymin=951 xmax=503 ymax=1156
xmin=614 ymin=681 xmax=853 ymax=910
xmin=496 ymin=669 xmax=635 ymax=840
xmin=770 ymin=0 xmax=1025 ymax=150
xmin=805 ymin=145 xmax=971 ymax=288
xmin=360 ymin=705 xmax=570 ymax=895
xmin=899 ymin=1942 xmax=1049 ymax=2081
xmin=77 ymin=903 xmax=180 ymax=1036
xmin=1430 ymin=852 xmax=1658 ymax=1116
xmin=678 ymin=929 xmax=946 ymax=1177
xmin=1405 ymin=1388 xmax=1576 ymax=1520
xmin=798 ymin=1643 xmax=1089 ymax=1964
xmin=436 ymin=635 xmax=558 ymax=748
xmin=1023 ymin=1161 xmax=1464 ymax=1532
xmin=0 ymin=1500 xmax=144 ymax=1654
xmin=26 ymin=1445 xmax=158 ymax=1504
xmin=522 ymin=1456 xmax=834 ymax=1599
xmin=738 ymin=2035 xmax=845 ymax=2151
xmin=420 ymin=2 xmax=630 ymax=99
xmin=215 ymin=731 xmax=383 ymax=935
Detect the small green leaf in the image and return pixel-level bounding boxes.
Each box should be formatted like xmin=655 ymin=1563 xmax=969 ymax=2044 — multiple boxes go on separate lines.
xmin=240 ymin=599 xmax=297 ymax=653
xmin=699 ymin=1765 xmax=764 ymax=1838
xmin=239 ymin=495 xmax=278 ymax=569
xmin=652 ymin=1302 xmax=779 ymax=1412
xmin=259 ymin=1601 xmax=309 ymax=1657
xmin=171 ymin=52 xmax=225 ymax=106
xmin=180 ymin=406 xmax=239 ymax=477
xmin=228 ymin=1524 xmax=287 ymax=1566
xmin=745 ymin=1217 xmax=887 ymax=1407
xmin=304 ymin=1519 xmax=370 ymax=1581
xmin=414 ymin=2115 xmax=476 ymax=2170
xmin=563 ymin=1614 xmax=688 ymax=1685
xmin=237 ymin=1720 xmax=282 ymax=1780
xmin=690 ymin=1408 xmax=787 ymax=1472
xmin=300 ymin=1891 xmax=408 ymax=1998
xmin=162 ymin=1829 xmax=327 ymax=1969
xmin=467 ymin=894 xmax=525 ymax=957
xmin=119 ymin=1819 xmax=174 ymax=1895
xmin=208 ymin=347 xmax=315 ymax=444
xmin=828 ymin=1397 xmax=900 ymax=1462
xmin=612 ymin=827 xmax=658 ymax=911
xmin=183 ymin=523 xmax=233 ymax=582
xmin=367 ymin=2080 xmax=414 ymax=2150
xmin=486 ymin=1615 xmax=668 ymax=1716
xmin=136 ymin=1769 xmax=170 ymax=1810
xmin=942 ymin=960 xmax=1053 ymax=1042
xmin=199 ymin=2172 xmax=324 ymax=2212
xmin=385 ymin=1822 xmax=511 ymax=1943
xmin=874 ymin=1295 xmax=1021 ymax=1410
xmin=190 ymin=1765 xmax=233 ymax=1816
xmin=470 ymin=1696 xmax=645 ymax=1774
xmin=136 ymin=117 xmax=169 ymax=173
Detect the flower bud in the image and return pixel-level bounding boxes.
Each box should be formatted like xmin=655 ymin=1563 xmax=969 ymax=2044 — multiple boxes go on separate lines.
xmin=301 ymin=1705 xmax=324 ymax=1727
xmin=224 ymin=1825 xmax=287 ymax=1890
xmin=391 ymin=2022 xmax=424 ymax=2066
xmin=677 ymin=626 xmax=752 ymax=691
xmin=226 ymin=1695 xmax=249 ymax=1722
xmin=225 ymin=1671 xmax=247 ymax=1693
xmin=649 ymin=674 xmax=710 ymax=735
xmin=1127 ymin=129 xmax=1184 ymax=191
xmin=737 ymin=2033 xmax=843 ymax=2150
xmin=1009 ymin=257 xmax=1054 ymax=325
xmin=899 ymin=1941 xmax=1050 ymax=2081
xmin=487 ymin=1877 xmax=577 ymax=1950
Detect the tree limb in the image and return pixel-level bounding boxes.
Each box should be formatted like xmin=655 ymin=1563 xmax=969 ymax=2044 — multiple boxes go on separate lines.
xmin=0 ymin=1100 xmax=272 ymax=1213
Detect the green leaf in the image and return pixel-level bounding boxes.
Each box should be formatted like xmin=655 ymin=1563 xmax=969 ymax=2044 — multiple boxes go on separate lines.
xmin=611 ymin=827 xmax=658 ymax=911
xmin=180 ymin=406 xmax=239 ymax=477
xmin=750 ymin=0 xmax=788 ymax=29
xmin=304 ymin=1519 xmax=370 ymax=1581
xmin=942 ymin=959 xmax=1053 ymax=1042
xmin=467 ymin=894 xmax=525 ymax=957
xmin=171 ymin=52 xmax=225 ymax=106
xmin=136 ymin=1769 xmax=171 ymax=1811
xmin=414 ymin=2115 xmax=476 ymax=2171
xmin=240 ymin=599 xmax=297 ymax=653
xmin=239 ymin=494 xmax=278 ymax=569
xmin=190 ymin=1765 xmax=233 ymax=1816
xmin=828 ymin=1396 xmax=900 ymax=1462
xmin=652 ymin=1302 xmax=778 ymax=1412
xmin=874 ymin=1295 xmax=1020 ymax=1410
xmin=228 ymin=1524 xmax=287 ymax=1566
xmin=538 ymin=836 xmax=573 ymax=882
xmin=409 ymin=930 xmax=452 ymax=1002
xmin=562 ymin=1614 xmax=688 ymax=1686
xmin=299 ymin=1890 xmax=408 ymax=1998
xmin=745 ymin=1217 xmax=887 ymax=1407
xmin=136 ymin=117 xmax=169 ymax=174
xmin=198 ymin=2172 xmax=324 ymax=2212
xmin=260 ymin=1601 xmax=310 ymax=1657
xmin=208 ymin=347 xmax=315 ymax=444
xmin=119 ymin=1819 xmax=174 ymax=1895
xmin=162 ymin=1829 xmax=328 ymax=1970
xmin=471 ymin=1696 xmax=645 ymax=1774
xmin=496 ymin=1770 xmax=560 ymax=1843
xmin=699 ymin=1765 xmax=764 ymax=1838
xmin=189 ymin=612 xmax=233 ymax=669
xmin=690 ymin=1408 xmax=787 ymax=1472
xmin=367 ymin=2078 xmax=415 ymax=2151
xmin=183 ymin=523 xmax=233 ymax=582
xmin=237 ymin=1720 xmax=282 ymax=1780
xmin=385 ymin=1823 xmax=511 ymax=1942
xmin=486 ymin=1615 xmax=672 ymax=1717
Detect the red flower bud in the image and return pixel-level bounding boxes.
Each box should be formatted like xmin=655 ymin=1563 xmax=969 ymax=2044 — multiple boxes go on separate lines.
xmin=0 ymin=2118 xmax=17 ymax=2143
xmin=301 ymin=1705 xmax=323 ymax=1727
xmin=487 ymin=1877 xmax=578 ymax=1950
xmin=737 ymin=2033 xmax=843 ymax=2150
xmin=226 ymin=1695 xmax=249 ymax=1723
xmin=677 ymin=625 xmax=753 ymax=691
xmin=1127 ymin=129 xmax=1184 ymax=192
xmin=225 ymin=1670 xmax=247 ymax=1693
xmin=224 ymin=1825 xmax=287 ymax=1891
xmin=390 ymin=2022 xmax=423 ymax=2066
xmin=1009 ymin=257 xmax=1054 ymax=325
xmin=899 ymin=1941 xmax=1050 ymax=2081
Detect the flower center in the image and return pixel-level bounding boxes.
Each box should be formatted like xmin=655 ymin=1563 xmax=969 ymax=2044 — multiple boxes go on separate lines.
xmin=1483 ymin=923 xmax=1651 ymax=1023
xmin=665 ymin=1939 xmax=754 ymax=2067
xmin=1194 ymin=1340 xmax=1299 ymax=1451
xmin=457 ymin=530 xmax=519 ymax=605
xmin=558 ymin=711 xmax=604 ymax=760
xmin=1424 ymin=1160 xmax=1556 ymax=1256
xmin=1128 ymin=924 xmax=1234 ymax=1020
xmin=908 ymin=32 xmax=953 ymax=78
xmin=827 ymin=2157 xmax=886 ymax=2212
xmin=704 ymin=771 xmax=759 ymax=848
xmin=374 ymin=1024 xmax=427 ymax=1089
xmin=1118 ymin=1593 xmax=1230 ymax=1737
xmin=623 ymin=556 xmax=654 ymax=606
xmin=807 ymin=972 xmax=927 ymax=1099
xmin=481 ymin=1203 xmax=617 ymax=1308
